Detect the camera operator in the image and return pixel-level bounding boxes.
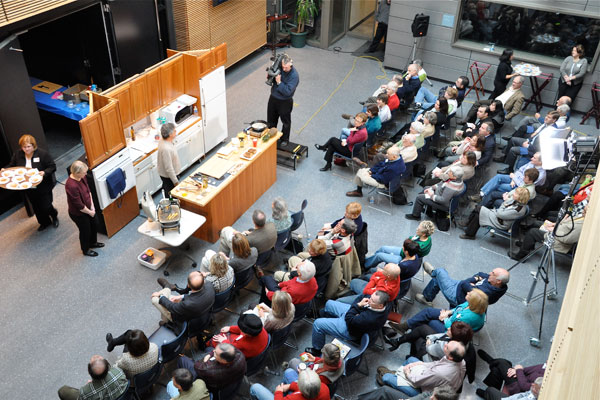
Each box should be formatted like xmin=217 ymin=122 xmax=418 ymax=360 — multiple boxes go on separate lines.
xmin=267 ymin=54 xmax=299 ymax=147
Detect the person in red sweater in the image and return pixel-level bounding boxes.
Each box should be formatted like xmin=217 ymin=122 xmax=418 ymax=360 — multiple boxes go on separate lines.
xmin=386 ymin=82 xmax=400 ymax=111
xmin=338 ymin=263 xmax=401 ymax=304
xmin=262 ymin=260 xmax=318 ymax=306
xmin=208 ymin=313 xmax=268 ymax=359
xmin=284 ymin=343 xmax=344 ymax=385
xmin=250 ymin=369 xmax=330 ymax=400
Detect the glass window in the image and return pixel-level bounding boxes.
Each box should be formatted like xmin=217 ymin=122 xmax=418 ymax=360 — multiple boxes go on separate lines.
xmin=456 ymin=1 xmax=599 ymax=65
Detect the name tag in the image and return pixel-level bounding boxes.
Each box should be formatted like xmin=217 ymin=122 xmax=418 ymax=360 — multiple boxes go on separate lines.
xmin=33 ymin=157 xmax=40 ymax=162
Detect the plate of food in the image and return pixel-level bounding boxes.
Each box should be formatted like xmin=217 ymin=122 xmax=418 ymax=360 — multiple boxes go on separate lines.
xmin=15 ymin=168 xmax=27 ymax=175
xmin=19 ymin=182 xmax=32 ymax=189
xmin=0 ymin=177 xmax=9 ymax=185
xmin=12 ymin=175 xmax=25 ymax=183
xmin=240 ymin=147 xmax=260 ymax=161
xmin=29 ymin=175 xmax=43 ymax=184
xmin=26 ymin=168 xmax=39 ymax=176
xmin=6 ymin=182 xmax=19 ymax=189
xmin=2 ymin=170 xmax=14 ymax=177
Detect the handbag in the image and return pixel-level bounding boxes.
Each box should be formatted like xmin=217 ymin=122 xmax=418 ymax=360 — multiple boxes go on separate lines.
xmin=106 ymin=168 xmax=126 ymax=199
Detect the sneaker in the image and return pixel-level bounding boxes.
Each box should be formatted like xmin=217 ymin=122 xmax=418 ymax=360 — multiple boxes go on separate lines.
xmin=341 ymin=113 xmax=353 ymax=120
xmin=459 ymin=234 xmax=476 ymax=240
xmin=389 ymin=321 xmax=409 ymax=335
xmin=468 ymin=194 xmax=483 ymax=202
xmin=422 ymin=261 xmax=435 ymax=275
xmin=415 ymin=293 xmax=433 ymax=307
xmin=377 ymin=366 xmax=395 ymax=375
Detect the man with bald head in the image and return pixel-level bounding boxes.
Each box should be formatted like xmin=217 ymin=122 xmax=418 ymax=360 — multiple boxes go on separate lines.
xmin=416 ymin=263 xmax=509 ymax=308
xmin=346 ymin=146 xmax=406 ymax=198
xmin=459 ymin=76 xmax=525 ymax=123
xmin=58 ymin=355 xmax=128 ymax=400
xmin=153 ymin=270 xmax=215 ymax=324
xmin=339 ymin=262 xmax=402 ymax=304
xmin=396 ymin=63 xmax=422 ymax=103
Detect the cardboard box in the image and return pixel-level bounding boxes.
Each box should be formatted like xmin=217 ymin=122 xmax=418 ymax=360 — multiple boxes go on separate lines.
xmin=63 ymin=83 xmax=88 ymax=103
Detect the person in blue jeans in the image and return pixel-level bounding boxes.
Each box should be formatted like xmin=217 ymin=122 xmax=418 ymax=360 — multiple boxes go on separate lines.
xmin=415 ymin=263 xmax=509 ymax=308
xmin=364 ymin=239 xmax=421 ymax=278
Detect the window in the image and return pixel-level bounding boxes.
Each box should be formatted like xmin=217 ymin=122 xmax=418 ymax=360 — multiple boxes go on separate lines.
xmin=456 ymin=1 xmax=599 ymax=67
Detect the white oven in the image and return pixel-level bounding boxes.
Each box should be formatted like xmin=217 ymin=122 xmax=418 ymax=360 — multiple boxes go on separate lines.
xmin=91 ymin=147 xmax=136 ymax=210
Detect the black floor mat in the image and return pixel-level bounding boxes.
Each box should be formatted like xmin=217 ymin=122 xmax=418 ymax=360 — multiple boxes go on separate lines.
xmin=351 ymin=40 xmax=385 ymax=59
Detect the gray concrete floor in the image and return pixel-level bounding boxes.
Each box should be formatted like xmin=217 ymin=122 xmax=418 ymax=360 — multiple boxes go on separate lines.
xmin=0 ymin=34 xmax=597 ymax=399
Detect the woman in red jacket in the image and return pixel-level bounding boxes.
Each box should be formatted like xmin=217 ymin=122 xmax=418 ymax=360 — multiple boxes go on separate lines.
xmin=315 ymin=112 xmax=368 ymax=171
xmin=250 ymin=369 xmax=330 ymax=400
xmin=208 ymin=313 xmax=268 ymax=359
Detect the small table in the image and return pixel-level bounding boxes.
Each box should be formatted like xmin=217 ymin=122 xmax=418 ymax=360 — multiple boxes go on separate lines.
xmin=30 ymin=77 xmax=90 ymax=121
xmin=513 ymin=63 xmax=553 ymax=113
xmin=137 ymin=209 xmax=206 ymax=276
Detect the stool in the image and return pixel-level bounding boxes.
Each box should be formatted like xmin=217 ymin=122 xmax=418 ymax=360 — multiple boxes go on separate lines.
xmin=580 ymin=82 xmax=600 ymax=129
xmin=465 ymin=61 xmax=491 ymax=101
xmin=523 ymin=72 xmax=553 ymax=113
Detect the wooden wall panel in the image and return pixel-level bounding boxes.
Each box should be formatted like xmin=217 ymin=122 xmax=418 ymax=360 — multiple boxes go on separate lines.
xmin=172 ymin=0 xmax=265 ymax=68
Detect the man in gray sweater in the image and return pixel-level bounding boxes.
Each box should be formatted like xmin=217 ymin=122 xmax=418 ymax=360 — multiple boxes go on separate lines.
xmin=157 ymin=123 xmax=181 ymax=195
xmin=406 ymin=165 xmax=465 ymax=220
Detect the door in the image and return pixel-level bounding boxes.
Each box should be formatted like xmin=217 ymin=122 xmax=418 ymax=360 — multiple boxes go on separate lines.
xmin=330 ymin=0 xmax=349 ymax=44
xmin=99 ymin=102 xmax=126 ymax=157
xmin=146 ymin=67 xmax=162 ymax=111
xmin=109 ymin=84 xmax=133 ymax=128
xmin=130 ymin=76 xmax=149 ymax=122
xmin=199 ymin=66 xmax=226 ymax=103
xmin=80 ymin=113 xmax=108 ymax=168
xmin=134 ymin=160 xmax=154 ymax=203
xmin=202 ymin=92 xmax=228 ymax=154
xmin=348 ymin=0 xmax=377 ymax=38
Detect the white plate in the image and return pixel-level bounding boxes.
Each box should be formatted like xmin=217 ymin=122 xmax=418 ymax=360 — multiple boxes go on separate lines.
xmin=19 ymin=182 xmax=32 ymax=189
xmin=26 ymin=168 xmax=39 ymax=176
xmin=29 ymin=175 xmax=43 ymax=184
xmin=12 ymin=176 xmax=25 ymax=183
xmin=2 ymin=170 xmax=14 ymax=177
xmin=6 ymin=182 xmax=19 ymax=189
xmin=0 ymin=177 xmax=9 ymax=184
xmin=15 ymin=168 xmax=27 ymax=175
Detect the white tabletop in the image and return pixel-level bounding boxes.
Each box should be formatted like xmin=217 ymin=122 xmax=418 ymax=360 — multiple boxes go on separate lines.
xmin=137 ymin=208 xmax=206 ymax=247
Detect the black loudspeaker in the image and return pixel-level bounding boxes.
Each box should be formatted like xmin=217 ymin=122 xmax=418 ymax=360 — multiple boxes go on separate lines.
xmin=411 ymin=14 xmax=430 ymax=37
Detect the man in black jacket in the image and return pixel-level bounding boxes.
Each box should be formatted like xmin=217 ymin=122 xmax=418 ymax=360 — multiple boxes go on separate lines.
xmin=152 ymin=270 xmax=215 ymax=324
xmin=306 ymin=291 xmax=390 ymax=355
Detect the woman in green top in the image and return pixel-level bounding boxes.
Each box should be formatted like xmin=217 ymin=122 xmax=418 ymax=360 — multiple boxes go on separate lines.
xmin=400 ymin=220 xmax=435 ymax=258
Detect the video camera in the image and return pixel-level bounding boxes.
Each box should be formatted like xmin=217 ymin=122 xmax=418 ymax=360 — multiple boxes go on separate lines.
xmin=266 ymin=53 xmax=286 ymax=86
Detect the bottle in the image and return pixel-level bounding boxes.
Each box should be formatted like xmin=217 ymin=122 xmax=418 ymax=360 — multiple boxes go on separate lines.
xmin=130 ymin=126 xmax=136 ymax=141
xmin=298 ymin=363 xmax=307 ymax=372
xmin=369 ymin=195 xmax=375 ymax=204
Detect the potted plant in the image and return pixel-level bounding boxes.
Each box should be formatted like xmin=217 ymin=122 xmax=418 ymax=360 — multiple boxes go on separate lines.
xmin=290 ymin=0 xmax=319 ymax=48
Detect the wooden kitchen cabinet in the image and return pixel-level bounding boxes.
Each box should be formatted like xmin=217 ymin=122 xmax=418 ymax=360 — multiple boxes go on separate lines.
xmin=108 ymin=84 xmax=133 ymax=128
xmin=146 ymin=67 xmax=162 ymax=111
xmin=79 ymin=101 xmax=126 ymax=169
xmin=214 ymin=43 xmax=227 ymax=67
xmin=160 ymin=57 xmax=184 ymax=105
xmin=130 ymin=76 xmax=149 ymax=122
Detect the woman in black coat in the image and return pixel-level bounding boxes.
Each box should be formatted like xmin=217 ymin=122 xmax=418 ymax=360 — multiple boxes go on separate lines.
xmin=489 ymin=49 xmax=518 ymax=99
xmin=7 ymin=134 xmax=58 ymax=231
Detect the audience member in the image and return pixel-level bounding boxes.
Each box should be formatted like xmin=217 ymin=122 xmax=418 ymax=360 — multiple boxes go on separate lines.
xmin=488 ymin=100 xmax=506 ymax=132
xmin=405 ymin=165 xmax=465 ymax=221
xmin=460 ymin=187 xmax=530 ymax=240
xmin=177 ymin=343 xmax=246 ymax=392
xmin=376 ymin=341 xmax=466 ymax=396
xmin=475 ymin=121 xmax=496 ymax=167
xmin=356 ymin=385 xmax=458 ymax=400
xmin=219 ymin=210 xmax=277 ymax=255
xmin=364 ymin=239 xmax=421 ymax=280
xmin=275 ymin=239 xmax=333 ymax=293
xmin=459 ymin=76 xmax=525 ymax=123
xmin=104 ymin=329 xmax=159 ymax=378
xmin=199 ymin=251 xmax=235 ymax=293
xmin=513 ymin=99 xmax=570 ymax=138
xmin=346 ymin=146 xmax=406 ymax=197
xmin=319 ymin=202 xmax=364 ymax=236
xmin=58 ymin=355 xmax=128 ymax=400
xmin=208 ymin=313 xmax=268 ymax=358
xmin=476 ymin=349 xmax=545 ymax=400
xmin=413 ymin=86 xmax=459 ymax=116
xmin=284 ymin=343 xmax=344 ymax=385
xmin=153 ymin=271 xmax=215 ymax=325
xmin=245 ymin=291 xmax=295 ymax=333
xmin=454 ymin=104 xmax=491 ymax=138
xmin=422 ymin=152 xmax=477 ymax=187
xmin=250 ymin=369 xmax=330 ymax=400
xmin=478 ymin=377 xmax=543 ymax=400
xmin=166 ymin=368 xmax=209 ymax=400
xmin=362 ymin=104 xmax=383 ymax=145
xmin=269 ymin=197 xmax=293 ymax=233
xmin=442 ymin=133 xmax=485 ymax=163
xmin=316 ymin=112 xmax=368 ymax=171
xmin=261 ymin=259 xmax=318 ymax=305
xmin=317 ymin=218 xmax=357 ymax=257
xmin=306 ymin=291 xmax=391 ymax=355
xmin=228 ymin=232 xmax=258 ymax=273
xmin=396 ymin=64 xmax=421 ymax=104
xmin=338 ymin=262 xmax=401 ymax=304
xmin=415 ymin=263 xmax=509 ymax=308
xmin=412 ymin=76 xmax=467 ymax=110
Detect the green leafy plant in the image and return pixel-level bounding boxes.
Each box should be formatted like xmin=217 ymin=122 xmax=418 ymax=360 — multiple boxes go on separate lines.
xmin=295 ymin=0 xmax=319 ymax=33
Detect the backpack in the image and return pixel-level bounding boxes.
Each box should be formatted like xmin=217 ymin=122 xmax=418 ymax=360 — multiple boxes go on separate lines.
xmin=392 ymin=185 xmax=408 ymax=205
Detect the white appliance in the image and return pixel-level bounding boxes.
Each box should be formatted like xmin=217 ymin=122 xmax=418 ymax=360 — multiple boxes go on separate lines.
xmin=159 ymin=94 xmax=197 ymax=126
xmin=92 ymin=147 xmax=136 ymax=210
xmin=199 ymin=66 xmax=228 ymax=153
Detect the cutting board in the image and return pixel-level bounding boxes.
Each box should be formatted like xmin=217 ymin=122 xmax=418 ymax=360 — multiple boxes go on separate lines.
xmin=32 ymin=81 xmax=62 ymax=94
xmin=197 ymin=156 xmax=235 ymax=179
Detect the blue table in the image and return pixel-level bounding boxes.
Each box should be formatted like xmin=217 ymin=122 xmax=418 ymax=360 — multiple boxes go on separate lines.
xmin=30 ymin=77 xmax=90 ymax=121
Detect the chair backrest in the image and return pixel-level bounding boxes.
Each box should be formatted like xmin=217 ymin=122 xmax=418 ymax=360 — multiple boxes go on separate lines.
xmin=293 ymin=300 xmax=312 ymax=322
xmin=289 ymin=209 xmax=304 ymax=232
xmin=212 ymin=378 xmax=243 ymax=400
xmin=256 ymin=250 xmax=273 ymax=268
xmin=160 ymin=321 xmax=188 ymax=364
xmin=234 ymin=267 xmax=255 ymax=291
xmin=449 ymin=185 xmax=468 ymax=214
xmin=188 ymin=312 xmax=211 ymax=339
xmin=133 ymin=360 xmax=163 ymax=398
xmin=509 ymin=205 xmax=529 ymax=236
xmin=274 ymin=229 xmax=291 ymax=252
xmin=327 ymin=379 xmax=339 ymax=399
xmin=344 ymin=333 xmax=369 ymax=377
xmin=246 ymin=334 xmax=272 ymax=376
xmin=211 ymin=278 xmax=236 ymax=313
xmin=397 ymin=278 xmax=412 ymax=299
xmin=270 ymin=323 xmax=293 ymax=351
xmin=114 ymin=380 xmax=131 ymax=400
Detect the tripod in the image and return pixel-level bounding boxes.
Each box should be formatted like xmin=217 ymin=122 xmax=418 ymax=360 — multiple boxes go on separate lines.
xmin=405 ymin=37 xmax=433 ymax=86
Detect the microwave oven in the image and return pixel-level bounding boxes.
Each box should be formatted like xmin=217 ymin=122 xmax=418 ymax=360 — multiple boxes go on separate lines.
xmin=159 ymin=94 xmax=197 ymax=126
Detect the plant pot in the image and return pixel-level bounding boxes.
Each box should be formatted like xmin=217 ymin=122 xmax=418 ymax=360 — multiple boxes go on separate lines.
xmin=290 ymin=31 xmax=308 ymax=48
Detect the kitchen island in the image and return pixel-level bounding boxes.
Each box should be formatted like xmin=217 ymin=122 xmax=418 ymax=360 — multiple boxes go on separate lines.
xmin=170 ymin=131 xmax=281 ymax=243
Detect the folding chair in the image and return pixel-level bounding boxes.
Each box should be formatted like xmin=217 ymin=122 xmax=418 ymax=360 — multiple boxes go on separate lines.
xmin=483 ymin=206 xmax=530 ymax=253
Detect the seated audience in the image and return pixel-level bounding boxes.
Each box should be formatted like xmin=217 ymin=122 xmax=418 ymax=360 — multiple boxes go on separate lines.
xmin=375 ymin=93 xmax=392 ymax=123
xmin=476 ymin=349 xmax=545 ymax=400
xmin=104 ymin=329 xmax=159 ymax=378
xmin=58 ymin=355 xmax=128 ymax=400
xmin=364 ymin=239 xmax=422 ymax=279
xmin=474 ymin=153 xmax=545 ymax=206
xmin=479 ymin=377 xmax=543 ymax=400
xmin=510 ymin=205 xmax=586 ymax=260
xmin=395 ymin=64 xmax=421 ymax=104
xmin=317 ymin=218 xmax=357 ymax=257
xmin=356 ymin=385 xmax=458 ymax=400
xmin=284 ymin=343 xmax=344 ymax=385
xmin=488 ymin=100 xmax=505 ymax=132
xmin=416 ymin=263 xmax=509 ymax=308
xmin=306 ymin=291 xmax=391 ymax=355
xmin=269 ymin=197 xmax=293 ymax=233
xmin=460 ymin=186 xmax=530 ymax=240
xmin=219 ymin=210 xmax=277 ymax=255
xmin=250 ymin=369 xmax=330 ymax=400
xmin=442 ymin=133 xmax=485 ymax=163
xmin=315 ymin=112 xmax=368 ymax=171
xmin=454 ymin=105 xmax=492 ymax=140
xmin=246 ymin=291 xmax=295 ymax=333
xmin=177 ymin=343 xmax=246 ymax=392
xmin=275 ymin=239 xmax=333 ymax=293
xmin=199 ymin=251 xmax=235 ymax=293
xmin=474 ymin=122 xmax=496 ymax=167
xmin=208 ymin=313 xmax=268 ymax=358
xmin=514 ymin=96 xmax=571 ymax=134
xmin=338 ymin=262 xmax=401 ymax=304
xmin=375 ymin=340 xmax=466 ymax=396
xmin=421 ymin=152 xmax=477 ymax=187
xmin=458 ymin=76 xmax=525 ymax=123
xmin=533 ymin=177 xmax=593 ymax=220
xmin=496 ymin=112 xmax=559 ymax=173
xmin=363 ymin=105 xmax=382 ymax=145
xmin=393 ymin=289 xmax=488 ymax=334
xmin=319 ymin=202 xmax=364 ymax=236
xmin=392 ymin=111 xmax=437 ymax=145
xmin=261 ymin=259 xmax=318 ymax=305
xmin=413 ymin=86 xmax=459 ymax=116
xmin=405 ymin=165 xmax=465 ymax=221
xmin=166 ymin=368 xmax=209 ymax=400
xmin=346 ymin=146 xmax=406 ymax=198
xmin=153 ymin=271 xmax=216 ymax=325
xmin=228 ymin=232 xmax=258 ymax=273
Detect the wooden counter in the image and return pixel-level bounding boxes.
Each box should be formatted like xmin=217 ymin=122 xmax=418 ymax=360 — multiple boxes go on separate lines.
xmin=171 ymin=132 xmax=281 ymax=242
